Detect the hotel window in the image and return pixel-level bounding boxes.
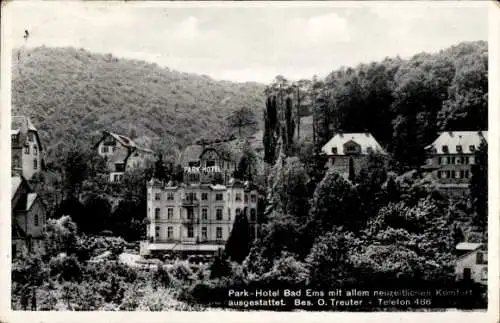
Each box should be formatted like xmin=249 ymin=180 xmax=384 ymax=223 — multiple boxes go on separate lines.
xmin=155 ymin=193 xmax=161 ymax=200
xmin=155 ymin=226 xmax=160 ymax=238
xmin=235 ymin=193 xmax=242 ymax=202
xmin=216 ymin=227 xmax=223 ymax=240
xmin=456 ymin=145 xmax=462 ymax=153
xmin=167 ymin=192 xmax=175 ymax=200
xmin=346 ymin=145 xmax=357 ymax=153
xmin=216 ymin=208 xmax=223 ymax=221
xmin=102 ymin=146 xmax=109 ymax=153
xmin=331 ymin=147 xmax=338 ymax=154
xmin=167 ymin=226 xmax=173 ymax=239
xmin=250 ymin=208 xmax=256 ymax=222
xmin=449 ymin=156 xmax=456 ymax=164
xmin=187 ymin=209 xmax=193 ymax=220
xmin=202 ymin=227 xmax=208 ymax=240
xmin=187 ymin=226 xmax=194 ymax=238
xmin=250 ymin=194 xmax=257 ymax=203
xmin=34 ymin=214 xmax=39 ymax=226
xmin=215 ymin=193 xmax=223 ymax=201
xmin=227 ymin=208 xmax=231 ymax=220
xmin=439 ymin=157 xmax=447 ymax=165
xmin=167 ymin=208 xmax=173 ymax=220
xmin=33 ymin=146 xmax=38 ymax=156
xmin=469 ymin=145 xmax=476 ymax=152
xmin=28 ymin=133 xmax=33 ymax=142
xmin=437 ymin=171 xmax=443 ymax=179
xmin=442 ymin=145 xmax=449 ymax=153
xmin=244 ymin=194 xmax=248 ymax=203
xmin=454 ymin=170 xmax=459 ymax=179
xmin=155 ymin=208 xmax=160 ymax=220
xmin=202 ymin=208 xmax=208 ymax=220
xmin=464 ymin=170 xmax=470 ymax=178
xmin=201 ymin=193 xmax=208 ymax=200
xmin=446 ymin=170 xmax=451 ymax=179
xmin=33 ymin=159 xmax=38 ymax=170
xmin=25 ymin=145 xmax=30 ymax=154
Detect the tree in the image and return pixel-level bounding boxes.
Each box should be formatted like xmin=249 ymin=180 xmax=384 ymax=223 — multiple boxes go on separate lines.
xmin=284 ymin=97 xmax=295 ymax=154
xmin=305 ymin=229 xmax=353 ymax=288
xmin=308 ymin=170 xmax=361 ymax=234
xmin=234 ymin=141 xmax=257 ymax=182
xmin=470 ymin=138 xmax=487 ymax=229
xmin=348 ymin=157 xmax=356 ymax=182
xmin=263 ymin=96 xmax=278 ymax=164
xmin=226 ymin=106 xmax=257 ymax=138
xmin=153 ymin=153 xmax=167 ymax=181
xmin=225 ymin=212 xmax=252 ymax=263
xmin=62 ymin=147 xmax=89 ymax=198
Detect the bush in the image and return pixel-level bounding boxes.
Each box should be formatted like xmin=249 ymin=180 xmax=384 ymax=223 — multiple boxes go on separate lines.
xmin=48 ymin=254 xmax=82 ymax=282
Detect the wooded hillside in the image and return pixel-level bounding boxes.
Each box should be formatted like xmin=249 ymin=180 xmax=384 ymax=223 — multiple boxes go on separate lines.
xmin=12 ymin=46 xmax=266 ymax=161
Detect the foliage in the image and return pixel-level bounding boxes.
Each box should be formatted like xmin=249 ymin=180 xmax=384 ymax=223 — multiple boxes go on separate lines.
xmin=226 ymin=106 xmax=258 ymax=138
xmin=470 ymin=138 xmax=487 ymax=230
xmin=13 ymin=46 xmax=265 ymax=162
xmin=225 ymin=212 xmax=252 ymax=263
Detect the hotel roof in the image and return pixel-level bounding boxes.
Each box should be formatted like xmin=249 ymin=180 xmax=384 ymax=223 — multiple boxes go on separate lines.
xmin=426 ymin=131 xmax=487 ymax=154
xmin=321 ymin=132 xmax=386 ymax=156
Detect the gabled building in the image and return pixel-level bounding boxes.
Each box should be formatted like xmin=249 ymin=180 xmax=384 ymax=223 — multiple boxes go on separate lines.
xmin=11 ymin=116 xmax=43 ymax=180
xmin=140 ymin=178 xmax=259 ymax=256
xmin=94 ymin=131 xmax=155 ymax=182
xmin=422 ymin=131 xmax=487 ymax=194
xmin=321 ymin=132 xmax=387 ymax=179
xmin=12 ymin=175 xmax=46 ymax=257
xmin=455 ymin=242 xmax=487 ymax=285
xmin=181 ymin=141 xmax=243 ymax=185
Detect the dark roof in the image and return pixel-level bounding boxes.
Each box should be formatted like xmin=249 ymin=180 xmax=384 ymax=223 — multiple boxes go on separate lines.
xmin=96 ymin=131 xmax=154 ymax=153
xmin=181 ymin=145 xmax=204 ymax=164
xmin=11 ymin=116 xmax=43 ymax=151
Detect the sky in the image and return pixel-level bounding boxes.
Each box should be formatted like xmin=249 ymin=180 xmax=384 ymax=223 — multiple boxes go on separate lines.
xmin=6 ymin=1 xmax=489 ymax=84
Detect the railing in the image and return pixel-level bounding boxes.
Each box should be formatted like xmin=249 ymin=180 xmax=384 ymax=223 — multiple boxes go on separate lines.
xmin=181 ymin=198 xmax=200 ymax=207
xmin=181 ymin=217 xmax=200 ymax=225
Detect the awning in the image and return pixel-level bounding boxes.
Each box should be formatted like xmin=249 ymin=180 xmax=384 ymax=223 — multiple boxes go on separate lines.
xmin=146 ymin=243 xmax=224 ymax=252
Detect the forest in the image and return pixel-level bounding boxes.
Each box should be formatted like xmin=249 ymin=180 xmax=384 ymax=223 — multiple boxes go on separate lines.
xmin=12 ymin=46 xmax=266 ymax=162
xmin=12 ymin=40 xmax=488 ymax=310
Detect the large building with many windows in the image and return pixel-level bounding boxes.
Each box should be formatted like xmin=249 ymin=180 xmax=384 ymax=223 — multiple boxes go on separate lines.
xmin=140 ymin=178 xmax=259 ymax=256
xmin=11 ymin=116 xmax=43 ymax=180
xmin=422 ymin=131 xmax=487 ymax=194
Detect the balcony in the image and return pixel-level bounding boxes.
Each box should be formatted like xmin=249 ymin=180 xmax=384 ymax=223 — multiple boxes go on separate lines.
xmin=182 ymin=198 xmax=200 ymax=207
xmin=181 ymin=217 xmax=200 ymax=225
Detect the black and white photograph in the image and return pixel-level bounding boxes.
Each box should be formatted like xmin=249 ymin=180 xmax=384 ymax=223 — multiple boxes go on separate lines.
xmin=2 ymin=0 xmax=497 ymax=319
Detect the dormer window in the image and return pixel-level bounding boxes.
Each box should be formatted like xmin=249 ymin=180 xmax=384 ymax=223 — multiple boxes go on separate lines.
xmin=456 ymin=145 xmax=462 ymax=153
xmin=469 ymin=145 xmax=476 ymax=152
xmin=442 ymin=145 xmax=449 ymax=153
xmin=33 ymin=146 xmax=38 ymax=156
xmin=24 ymin=145 xmax=30 ymax=154
xmin=331 ymin=147 xmax=338 ymax=154
xmin=366 ymin=147 xmax=374 ymax=154
xmin=28 ymin=133 xmax=34 ymax=142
